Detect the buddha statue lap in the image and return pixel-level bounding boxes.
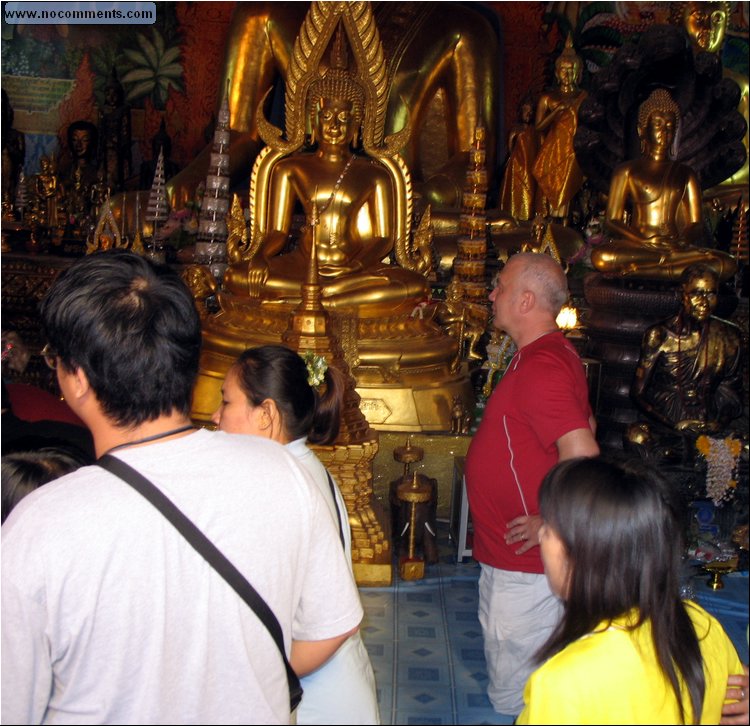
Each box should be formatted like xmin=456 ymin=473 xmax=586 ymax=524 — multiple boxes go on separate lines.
xmin=592 ymin=89 xmax=737 ymax=281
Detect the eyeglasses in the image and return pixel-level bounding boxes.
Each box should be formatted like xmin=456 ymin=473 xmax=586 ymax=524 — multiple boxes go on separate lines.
xmin=41 ymin=344 xmax=58 ymax=370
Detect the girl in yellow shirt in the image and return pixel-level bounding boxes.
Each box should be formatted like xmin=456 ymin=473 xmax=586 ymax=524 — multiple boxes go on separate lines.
xmin=517 ymin=457 xmax=744 ymax=725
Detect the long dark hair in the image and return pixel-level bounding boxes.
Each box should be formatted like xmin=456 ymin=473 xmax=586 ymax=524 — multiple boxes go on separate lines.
xmin=537 ymin=457 xmax=705 ymax=724
xmin=232 ymin=345 xmax=344 ymax=445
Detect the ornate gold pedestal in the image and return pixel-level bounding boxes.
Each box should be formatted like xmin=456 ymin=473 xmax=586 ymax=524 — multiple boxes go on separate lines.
xmin=191 ymin=295 xmax=473 ymax=433
xmin=314 ymin=437 xmax=393 ymax=587
xmin=705 ymin=557 xmax=738 ymax=590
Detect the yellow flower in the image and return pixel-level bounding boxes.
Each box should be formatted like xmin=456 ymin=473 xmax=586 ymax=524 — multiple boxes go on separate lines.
xmin=696 ymin=435 xmax=711 ymax=456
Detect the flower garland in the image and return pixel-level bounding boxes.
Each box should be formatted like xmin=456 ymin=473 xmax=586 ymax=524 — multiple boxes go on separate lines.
xmin=303 ymin=351 xmax=328 ymax=389
xmin=695 ymin=435 xmax=742 ymax=506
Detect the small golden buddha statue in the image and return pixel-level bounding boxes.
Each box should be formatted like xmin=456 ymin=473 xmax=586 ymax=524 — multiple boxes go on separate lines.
xmin=592 ymin=89 xmax=737 ymax=281
xmin=34 ymin=156 xmax=61 ymax=228
xmin=223 ymin=28 xmax=430 ymax=319
xmin=630 ymin=263 xmax=742 ymax=438
xmin=532 ymin=35 xmax=587 ymax=221
xmin=499 ymin=97 xmax=538 ymax=222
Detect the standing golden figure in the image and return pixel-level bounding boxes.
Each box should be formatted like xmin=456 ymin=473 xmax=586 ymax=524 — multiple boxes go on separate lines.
xmin=592 ymin=89 xmax=737 ymax=281
xmin=532 ymin=36 xmax=587 ymax=221
xmin=33 ymin=156 xmax=62 ymax=228
xmin=499 ymin=98 xmax=539 ymax=222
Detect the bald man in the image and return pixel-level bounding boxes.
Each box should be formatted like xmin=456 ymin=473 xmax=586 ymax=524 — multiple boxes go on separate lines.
xmin=465 ymin=252 xmax=599 ymax=716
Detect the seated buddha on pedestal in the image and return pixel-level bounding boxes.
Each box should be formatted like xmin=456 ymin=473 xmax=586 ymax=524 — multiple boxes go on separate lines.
xmin=223 ymin=40 xmax=430 ymax=319
xmin=592 ymin=88 xmax=737 ymax=282
xmin=193 ymin=7 xmax=469 ymax=433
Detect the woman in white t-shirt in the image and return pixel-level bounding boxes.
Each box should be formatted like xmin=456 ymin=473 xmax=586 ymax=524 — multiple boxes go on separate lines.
xmin=212 ymin=344 xmax=380 ymax=725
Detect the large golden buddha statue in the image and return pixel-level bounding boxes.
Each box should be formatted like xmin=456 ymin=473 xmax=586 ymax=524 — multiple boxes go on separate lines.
xmin=223 ymin=32 xmax=429 ymax=318
xmin=192 ymin=2 xmax=471 ymax=432
xmin=168 ymin=2 xmax=499 ymax=217
xmin=591 ymin=89 xmax=737 ymax=281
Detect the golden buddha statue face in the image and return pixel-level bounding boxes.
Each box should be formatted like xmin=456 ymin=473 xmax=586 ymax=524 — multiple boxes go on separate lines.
xmin=316 ymin=97 xmax=356 ymax=148
xmin=643 ymin=108 xmax=677 ymax=156
xmin=682 ymin=1 xmax=728 ymax=54
xmin=637 ymin=89 xmax=681 ymax=158
xmin=682 ymin=271 xmax=718 ymax=323
xmin=554 ymin=35 xmax=583 ymax=90
xmin=555 ymin=58 xmax=580 ymax=89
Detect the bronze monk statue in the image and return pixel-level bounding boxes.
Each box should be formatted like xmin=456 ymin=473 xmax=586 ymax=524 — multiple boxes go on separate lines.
xmin=223 ymin=36 xmax=430 ymax=318
xmin=591 ymin=89 xmax=737 ymax=281
xmin=630 ymin=263 xmax=742 ymax=441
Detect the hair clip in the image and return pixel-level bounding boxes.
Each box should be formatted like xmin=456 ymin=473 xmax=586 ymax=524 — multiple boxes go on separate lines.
xmin=303 ymin=351 xmax=328 ymax=389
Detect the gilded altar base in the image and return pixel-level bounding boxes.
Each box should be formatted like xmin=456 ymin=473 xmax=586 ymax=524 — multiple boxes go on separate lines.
xmin=191 ymin=296 xmax=474 ymax=433
xmin=312 ymin=436 xmax=393 ymax=587
xmin=190 ymin=296 xmax=473 ymax=587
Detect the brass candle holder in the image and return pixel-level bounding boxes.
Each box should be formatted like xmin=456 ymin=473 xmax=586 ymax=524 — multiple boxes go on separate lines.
xmin=704 ymin=556 xmax=739 ymax=590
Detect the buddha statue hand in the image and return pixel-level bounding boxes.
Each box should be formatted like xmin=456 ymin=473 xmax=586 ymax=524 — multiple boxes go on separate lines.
xmin=247 ymin=259 xmax=270 ymax=298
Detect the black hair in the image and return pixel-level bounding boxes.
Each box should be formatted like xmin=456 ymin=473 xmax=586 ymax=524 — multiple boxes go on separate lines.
xmin=537 ymin=456 xmax=705 ymax=724
xmin=232 ymin=345 xmax=343 ymax=445
xmin=39 ymin=250 xmax=202 ymax=429
xmin=2 ymin=447 xmax=88 ymax=523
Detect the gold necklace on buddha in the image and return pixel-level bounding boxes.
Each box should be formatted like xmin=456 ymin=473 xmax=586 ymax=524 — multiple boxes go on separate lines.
xmin=314 ymin=153 xmax=356 ymax=220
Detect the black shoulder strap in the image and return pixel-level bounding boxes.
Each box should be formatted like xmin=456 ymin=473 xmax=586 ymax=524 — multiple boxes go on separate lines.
xmin=97 ymin=454 xmax=302 ymax=710
xmin=325 ymin=469 xmax=346 ymax=550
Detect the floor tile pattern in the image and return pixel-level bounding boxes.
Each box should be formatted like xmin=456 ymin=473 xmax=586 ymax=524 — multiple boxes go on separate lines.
xmin=359 ymin=523 xmax=749 ymax=726
xmin=359 ymin=524 xmax=515 ymax=726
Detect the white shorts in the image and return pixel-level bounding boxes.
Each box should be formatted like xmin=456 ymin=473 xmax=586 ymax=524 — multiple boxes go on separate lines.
xmin=478 ymin=564 xmax=562 ymax=715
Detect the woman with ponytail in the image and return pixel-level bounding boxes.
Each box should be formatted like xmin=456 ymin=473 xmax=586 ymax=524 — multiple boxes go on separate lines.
xmin=212 ymin=344 xmax=379 ymax=725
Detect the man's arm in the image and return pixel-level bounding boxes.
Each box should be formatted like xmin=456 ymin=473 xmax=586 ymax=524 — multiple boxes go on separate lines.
xmin=1 ymin=576 xmax=53 ymax=724
xmin=506 ymin=426 xmax=599 ymax=554
xmin=556 ymin=426 xmax=600 ymax=461
xmin=290 ymin=623 xmax=360 ymax=677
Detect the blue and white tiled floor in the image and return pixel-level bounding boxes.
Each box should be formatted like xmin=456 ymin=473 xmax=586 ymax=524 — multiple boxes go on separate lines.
xmin=359 ymin=523 xmax=749 ymax=726
xmin=359 ymin=524 xmax=515 ymax=726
